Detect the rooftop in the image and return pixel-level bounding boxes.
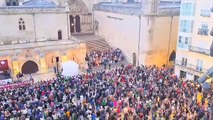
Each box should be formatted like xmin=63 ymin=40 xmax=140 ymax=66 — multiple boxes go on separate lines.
xmin=22 ymin=0 xmax=56 ymax=8
xmin=94 ymin=1 xmax=180 ymax=16
xmin=0 ymin=0 xmax=68 ymax=14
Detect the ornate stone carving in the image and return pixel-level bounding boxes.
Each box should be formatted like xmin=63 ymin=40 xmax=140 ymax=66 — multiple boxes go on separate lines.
xmin=67 ymin=0 xmax=88 ymax=14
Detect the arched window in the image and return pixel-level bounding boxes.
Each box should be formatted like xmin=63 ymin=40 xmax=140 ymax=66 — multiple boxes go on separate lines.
xmin=6 ymin=0 xmax=18 ymax=6
xmin=18 ymin=18 xmax=26 ymax=31
xmin=69 ymin=15 xmax=75 ymax=33
xmin=12 ymin=1 xmax=17 ymax=6
xmin=75 ymin=15 xmax=81 ymax=32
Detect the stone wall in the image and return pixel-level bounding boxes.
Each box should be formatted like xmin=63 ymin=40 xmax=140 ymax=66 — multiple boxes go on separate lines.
xmin=0 ymin=12 xmax=69 ymax=43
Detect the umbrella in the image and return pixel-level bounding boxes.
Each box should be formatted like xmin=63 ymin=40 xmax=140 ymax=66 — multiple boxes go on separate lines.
xmin=206 ymin=78 xmax=212 ymax=83
xmin=202 ymin=82 xmax=211 ymax=90
xmin=198 ymin=67 xmax=213 ymax=83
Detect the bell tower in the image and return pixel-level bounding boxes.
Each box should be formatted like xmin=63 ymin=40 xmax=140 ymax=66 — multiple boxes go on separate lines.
xmin=142 ymin=0 xmax=158 ymax=15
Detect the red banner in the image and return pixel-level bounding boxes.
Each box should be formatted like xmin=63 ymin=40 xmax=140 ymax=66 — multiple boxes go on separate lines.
xmin=0 ymin=60 xmax=9 ymax=71
xmin=0 ymin=80 xmax=32 ymax=91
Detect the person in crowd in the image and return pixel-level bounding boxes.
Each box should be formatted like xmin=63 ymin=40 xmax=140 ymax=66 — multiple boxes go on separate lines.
xmin=0 ymin=65 xmax=212 ymax=120
xmin=86 ymin=48 xmax=124 ymax=68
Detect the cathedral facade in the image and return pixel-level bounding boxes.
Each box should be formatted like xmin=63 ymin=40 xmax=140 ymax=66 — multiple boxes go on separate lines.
xmin=0 ymin=0 xmax=92 ymax=77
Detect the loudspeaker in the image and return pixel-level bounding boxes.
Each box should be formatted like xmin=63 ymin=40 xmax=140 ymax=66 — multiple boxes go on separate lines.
xmin=56 ymin=57 xmax=59 ymax=62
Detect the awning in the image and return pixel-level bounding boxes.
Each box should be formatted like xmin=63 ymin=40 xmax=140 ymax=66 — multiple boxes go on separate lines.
xmin=198 ymin=66 xmax=213 ymax=83
xmin=202 ymin=82 xmax=211 ymax=90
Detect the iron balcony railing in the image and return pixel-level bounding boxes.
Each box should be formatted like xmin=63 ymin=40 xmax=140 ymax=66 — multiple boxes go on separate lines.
xmin=189 ymin=45 xmax=210 ymax=55
xmin=175 ymin=60 xmax=207 ymax=73
xmin=198 ymin=28 xmax=209 ymax=36
xmin=178 ymin=43 xmax=189 ymax=49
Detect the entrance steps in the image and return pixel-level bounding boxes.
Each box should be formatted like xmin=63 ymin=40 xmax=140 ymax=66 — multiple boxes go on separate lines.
xmin=73 ymin=34 xmax=112 ymax=52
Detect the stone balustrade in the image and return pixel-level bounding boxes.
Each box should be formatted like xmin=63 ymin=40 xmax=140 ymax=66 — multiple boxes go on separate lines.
xmin=0 ymin=6 xmax=67 ymax=13
xmin=0 ymin=39 xmax=79 ymax=56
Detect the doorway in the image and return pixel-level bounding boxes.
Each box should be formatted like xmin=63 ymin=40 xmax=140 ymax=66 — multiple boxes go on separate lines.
xmin=70 ymin=15 xmax=75 ymax=33
xmin=58 ymin=30 xmax=62 ymax=40
xmin=75 ymin=15 xmax=81 ymax=32
xmin=180 ymin=70 xmax=186 ymax=78
xmin=22 ymin=60 xmax=39 ymax=74
xmin=169 ymin=50 xmax=176 ymax=61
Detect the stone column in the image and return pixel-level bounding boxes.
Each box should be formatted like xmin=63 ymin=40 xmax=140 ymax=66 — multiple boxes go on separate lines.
xmin=61 ymin=51 xmax=68 ymax=62
xmin=39 ymin=53 xmax=47 ymax=73
xmin=11 ymin=56 xmax=19 ymax=76
xmin=79 ymin=43 xmax=87 ymax=68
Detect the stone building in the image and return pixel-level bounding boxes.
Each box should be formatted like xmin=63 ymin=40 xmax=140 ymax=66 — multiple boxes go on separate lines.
xmin=0 ymin=0 xmax=181 ymax=78
xmin=93 ymin=0 xmax=180 ymax=66
xmin=0 ymin=0 xmax=89 ymax=77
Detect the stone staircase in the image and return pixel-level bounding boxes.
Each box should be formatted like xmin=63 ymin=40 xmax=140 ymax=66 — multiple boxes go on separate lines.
xmin=85 ymin=38 xmax=112 ymax=53
xmin=73 ymin=34 xmax=112 ymax=53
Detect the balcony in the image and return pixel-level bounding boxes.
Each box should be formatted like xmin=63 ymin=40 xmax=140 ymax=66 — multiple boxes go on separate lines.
xmin=197 ymin=28 xmax=209 ymax=36
xmin=189 ymin=45 xmax=210 ymax=55
xmin=178 ymin=43 xmax=189 ymax=50
xmin=175 ymin=60 xmax=207 ymax=73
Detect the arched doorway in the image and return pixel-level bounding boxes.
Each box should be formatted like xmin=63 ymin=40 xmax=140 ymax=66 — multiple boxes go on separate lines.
xmin=58 ymin=30 xmax=62 ymax=40
xmin=70 ymin=15 xmax=75 ymax=33
xmin=169 ymin=50 xmax=176 ymax=61
xmin=22 ymin=60 xmax=39 ymax=74
xmin=75 ymin=15 xmax=81 ymax=32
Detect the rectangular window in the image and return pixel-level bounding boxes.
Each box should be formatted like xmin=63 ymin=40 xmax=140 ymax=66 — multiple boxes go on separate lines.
xmin=200 ymin=10 xmax=210 ymax=17
xmin=185 ymin=37 xmax=188 ymax=44
xmin=196 ymin=59 xmax=203 ymax=71
xmin=181 ymin=57 xmax=187 ymax=66
xmin=201 ymin=23 xmax=208 ymax=29
xmin=180 ymin=20 xmax=194 ymax=33
xmin=180 ymin=2 xmax=196 ymax=16
xmin=198 ymin=23 xmax=209 ymax=35
xmin=180 ymin=70 xmax=187 ymax=78
xmin=178 ymin=36 xmax=191 ymax=49
xmin=178 ymin=36 xmax=182 ymax=43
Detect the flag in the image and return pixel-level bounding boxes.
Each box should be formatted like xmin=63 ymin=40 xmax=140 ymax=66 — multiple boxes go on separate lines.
xmin=0 ymin=60 xmax=9 ymax=71
xmin=197 ymin=92 xmax=202 ymax=105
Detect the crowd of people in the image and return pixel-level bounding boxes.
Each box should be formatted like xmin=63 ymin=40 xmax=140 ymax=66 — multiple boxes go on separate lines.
xmin=85 ymin=48 xmax=124 ymax=69
xmin=0 ymin=64 xmax=212 ymax=120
